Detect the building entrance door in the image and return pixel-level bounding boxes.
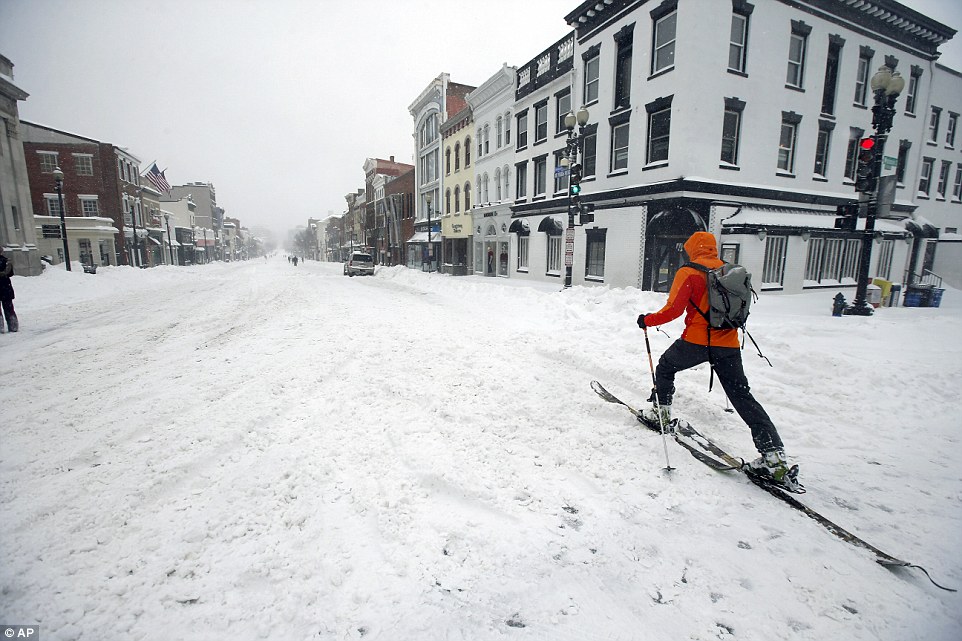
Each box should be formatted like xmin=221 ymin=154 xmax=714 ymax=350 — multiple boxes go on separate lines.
xmin=644 ymin=206 xmax=707 ymax=292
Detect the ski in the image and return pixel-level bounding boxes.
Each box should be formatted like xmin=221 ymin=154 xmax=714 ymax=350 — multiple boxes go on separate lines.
xmin=590 ymin=380 xmax=956 ymax=592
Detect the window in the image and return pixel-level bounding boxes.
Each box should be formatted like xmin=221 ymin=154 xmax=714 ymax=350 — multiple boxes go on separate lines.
xmin=517 ymin=111 xmax=528 ymax=148
xmin=762 ymin=235 xmax=788 ymax=287
xmin=875 ymin=240 xmax=894 ymax=281
xmin=946 ymin=113 xmax=958 ymax=147
xmin=503 ymin=165 xmax=510 ymax=198
xmin=484 ymin=125 xmax=490 ymax=154
xmin=582 ymin=125 xmax=598 ymax=177
xmin=896 ymin=139 xmax=911 ymax=184
xmin=534 ymin=157 xmax=547 ymax=196
xmin=74 ymin=154 xmax=94 ymax=176
xmin=786 ymin=21 xmax=811 ymax=89
xmin=611 ymin=122 xmax=630 ymax=171
xmin=918 ymin=157 xmax=934 ymax=196
xmin=38 ymin=152 xmax=58 ymax=173
xmin=556 ymin=90 xmax=571 ymax=134
xmin=454 ymin=143 xmax=461 ymax=171
xmin=720 ymin=98 xmax=745 ymax=165
xmin=854 ymin=49 xmax=873 ymax=106
xmin=518 ymin=236 xmax=529 ymax=270
xmin=446 ymin=189 xmax=451 ymax=213
xmin=46 ymin=196 xmax=62 ymax=216
xmin=454 ymin=186 xmax=460 ymax=213
xmin=505 ymin=113 xmax=512 ymax=145
xmin=481 ymin=174 xmax=489 ymax=204
xmin=584 ymin=52 xmax=600 ymax=104
xmin=804 ymin=238 xmax=861 ymax=284
xmin=80 ymin=197 xmax=99 ymax=217
xmin=419 ymin=113 xmax=438 ymax=148
xmin=953 ymin=164 xmax=962 ymax=200
xmin=554 ymin=152 xmax=568 ymax=194
xmin=937 ymin=160 xmax=951 ymax=198
xmin=465 ymin=138 xmax=471 ymax=167
xmin=844 ymin=128 xmax=864 ymax=181
xmin=777 ymin=112 xmax=802 ymax=174
xmin=614 ymin=24 xmax=634 ymax=109
xmin=445 ymin=148 xmax=451 ymax=175
xmin=647 ymin=105 xmax=671 ymax=164
xmin=496 ymin=116 xmax=503 ymax=148
xmin=464 ymin=182 xmax=471 ymax=210
xmin=478 ymin=131 xmax=483 ymax=159
xmin=534 ymin=101 xmax=548 ymax=143
xmin=905 ymin=67 xmax=921 ymax=114
xmin=821 ymin=36 xmax=844 ymax=115
xmin=928 ymin=107 xmax=941 ymax=143
xmin=495 ymin=167 xmax=502 ymax=200
xmin=814 ymin=120 xmax=834 ymax=178
xmin=652 ymin=9 xmax=676 ymax=75
xmin=516 ymin=162 xmax=527 ymax=199
xmin=546 ymin=234 xmax=562 ymax=273
xmin=585 ymin=229 xmax=607 ymax=279
xmin=729 ymin=8 xmax=750 ymax=73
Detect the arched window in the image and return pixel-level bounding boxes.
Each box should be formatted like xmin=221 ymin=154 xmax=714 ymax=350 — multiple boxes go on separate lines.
xmin=504 ymin=112 xmax=512 ymax=145
xmin=454 ymin=143 xmax=461 ymax=171
xmin=478 ymin=129 xmax=483 ymax=158
xmin=482 ymin=173 xmax=490 ymax=203
xmin=484 ymin=125 xmax=491 ymax=154
xmin=503 ymin=165 xmax=510 ymax=199
xmin=494 ymin=168 xmax=502 ymax=201
xmin=464 ymin=182 xmax=471 ymax=210
xmin=496 ymin=116 xmax=503 ymax=148
xmin=446 ymin=188 xmax=451 ymax=213
xmin=445 ymin=147 xmax=451 ymax=175
xmin=454 ymin=186 xmax=460 ymax=213
xmin=477 ymin=180 xmax=482 ymax=205
xmin=464 ymin=137 xmax=472 ymax=167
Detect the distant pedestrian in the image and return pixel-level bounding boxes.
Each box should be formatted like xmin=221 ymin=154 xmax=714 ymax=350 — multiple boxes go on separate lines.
xmin=293 ymin=256 xmax=298 ymax=266
xmin=0 ymin=246 xmax=18 ymax=333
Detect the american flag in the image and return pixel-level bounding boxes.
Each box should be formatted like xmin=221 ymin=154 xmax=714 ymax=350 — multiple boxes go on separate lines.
xmin=144 ymin=162 xmax=171 ymax=195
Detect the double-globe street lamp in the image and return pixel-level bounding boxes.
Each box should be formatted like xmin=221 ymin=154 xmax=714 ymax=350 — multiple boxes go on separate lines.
xmin=51 ymin=167 xmax=72 ymax=271
xmin=163 ymin=212 xmax=176 ymax=266
xmin=424 ymin=192 xmax=435 ymax=272
xmin=562 ymin=106 xmax=591 ymax=289
xmin=845 ymin=66 xmax=905 ymax=316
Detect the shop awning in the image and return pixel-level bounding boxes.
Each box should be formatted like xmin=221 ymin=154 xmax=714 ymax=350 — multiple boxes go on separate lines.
xmin=537 ymin=216 xmax=564 ymax=235
xmin=722 ymin=206 xmax=909 ymax=234
xmin=509 ymin=219 xmax=530 ymax=234
xmin=147 ymin=236 xmax=162 ymax=246
xmin=405 ymin=231 xmax=439 ymax=243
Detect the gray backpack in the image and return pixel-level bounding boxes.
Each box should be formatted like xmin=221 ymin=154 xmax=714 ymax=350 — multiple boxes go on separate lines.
xmin=685 ymin=262 xmax=754 ymax=330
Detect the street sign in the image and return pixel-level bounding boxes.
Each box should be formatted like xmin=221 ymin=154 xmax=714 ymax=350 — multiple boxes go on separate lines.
xmin=554 ymin=167 xmax=569 ymax=177
xmin=882 ymin=155 xmax=898 ymax=170
xmin=564 ymin=227 xmax=574 ymax=267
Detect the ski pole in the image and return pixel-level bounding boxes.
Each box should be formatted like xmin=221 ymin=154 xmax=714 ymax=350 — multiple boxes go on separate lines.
xmin=643 ymin=327 xmax=674 ymax=472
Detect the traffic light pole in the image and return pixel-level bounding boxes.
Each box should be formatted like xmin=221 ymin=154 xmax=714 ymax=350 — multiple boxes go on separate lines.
xmin=845 ymin=68 xmax=903 ymax=316
xmin=562 ymin=108 xmax=591 ymax=289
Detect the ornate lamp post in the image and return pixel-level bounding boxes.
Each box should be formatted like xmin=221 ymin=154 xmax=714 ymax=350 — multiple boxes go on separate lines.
xmin=52 ymin=167 xmax=72 ymax=271
xmin=163 ymin=213 xmax=176 ymax=266
xmin=425 ymin=192 xmax=434 ymax=272
xmin=846 ymin=66 xmax=905 ymax=316
xmin=562 ymin=106 xmax=591 ymax=289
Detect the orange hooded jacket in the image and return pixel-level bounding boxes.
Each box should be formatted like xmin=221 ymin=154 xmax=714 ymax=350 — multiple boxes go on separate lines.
xmin=644 ymin=231 xmax=740 ymax=349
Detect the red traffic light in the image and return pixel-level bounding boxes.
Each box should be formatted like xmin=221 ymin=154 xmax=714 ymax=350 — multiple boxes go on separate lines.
xmin=859 ymin=137 xmax=875 ymax=150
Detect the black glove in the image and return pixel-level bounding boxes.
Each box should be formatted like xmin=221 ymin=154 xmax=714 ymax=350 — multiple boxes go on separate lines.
xmin=637 ymin=314 xmax=648 ymax=329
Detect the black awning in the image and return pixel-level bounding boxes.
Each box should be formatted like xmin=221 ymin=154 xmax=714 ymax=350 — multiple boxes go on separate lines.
xmin=922 ymin=224 xmax=939 ymax=238
xmin=537 ymin=217 xmax=563 ymax=235
xmin=509 ymin=219 xmax=530 ymax=235
xmin=904 ymin=220 xmax=923 ymax=236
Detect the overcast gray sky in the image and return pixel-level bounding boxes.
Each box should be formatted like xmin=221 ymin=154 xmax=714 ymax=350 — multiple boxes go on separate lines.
xmin=2 ymin=0 xmax=960 ymax=240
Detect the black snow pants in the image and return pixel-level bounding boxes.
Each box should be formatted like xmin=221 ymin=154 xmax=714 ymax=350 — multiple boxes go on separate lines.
xmin=652 ymin=339 xmax=783 ymax=455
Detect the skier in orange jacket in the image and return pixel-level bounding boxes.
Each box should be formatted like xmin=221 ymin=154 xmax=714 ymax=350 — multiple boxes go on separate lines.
xmin=638 ymin=231 xmax=795 ymax=484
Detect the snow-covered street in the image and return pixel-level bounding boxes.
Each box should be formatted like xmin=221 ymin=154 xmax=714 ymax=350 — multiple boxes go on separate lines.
xmin=1 ymin=258 xmax=961 ymax=641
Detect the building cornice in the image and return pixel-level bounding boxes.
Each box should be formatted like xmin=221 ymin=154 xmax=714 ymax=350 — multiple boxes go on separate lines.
xmin=466 ymin=64 xmax=517 ymax=112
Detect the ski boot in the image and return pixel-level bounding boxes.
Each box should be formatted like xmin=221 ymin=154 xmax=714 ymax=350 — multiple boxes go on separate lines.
xmin=637 ymin=403 xmax=673 ymax=433
xmin=746 ymin=449 xmax=802 ymax=492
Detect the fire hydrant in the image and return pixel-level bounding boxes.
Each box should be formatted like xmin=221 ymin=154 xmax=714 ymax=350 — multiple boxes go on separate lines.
xmin=832 ymin=293 xmax=847 ymax=316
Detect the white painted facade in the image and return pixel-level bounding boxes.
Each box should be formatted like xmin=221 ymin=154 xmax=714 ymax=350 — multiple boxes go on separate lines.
xmin=495 ymin=0 xmax=960 ymax=297
xmin=468 ymin=64 xmax=518 ymax=277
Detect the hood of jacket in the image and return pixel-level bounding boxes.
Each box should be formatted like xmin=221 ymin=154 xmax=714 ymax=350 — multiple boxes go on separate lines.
xmin=684 ymin=231 xmax=719 ymax=264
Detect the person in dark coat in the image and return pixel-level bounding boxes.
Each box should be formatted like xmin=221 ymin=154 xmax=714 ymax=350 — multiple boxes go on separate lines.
xmin=0 ymin=246 xmax=18 ymax=332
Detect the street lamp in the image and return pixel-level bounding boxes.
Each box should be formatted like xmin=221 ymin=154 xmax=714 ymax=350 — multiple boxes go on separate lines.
xmin=52 ymin=167 xmax=72 ymax=271
xmin=163 ymin=213 xmax=176 ymax=266
xmin=425 ymin=192 xmax=434 ymax=272
xmin=563 ymin=106 xmax=591 ymax=289
xmin=130 ymin=189 xmax=142 ymax=268
xmin=845 ymin=66 xmax=905 ymax=316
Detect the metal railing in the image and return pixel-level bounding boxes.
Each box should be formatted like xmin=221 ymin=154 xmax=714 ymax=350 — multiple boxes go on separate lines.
xmin=912 ymin=269 xmax=943 ymax=287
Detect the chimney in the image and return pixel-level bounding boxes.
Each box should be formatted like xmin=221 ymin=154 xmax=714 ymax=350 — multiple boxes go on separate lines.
xmin=390 ymin=156 xmax=394 ymax=163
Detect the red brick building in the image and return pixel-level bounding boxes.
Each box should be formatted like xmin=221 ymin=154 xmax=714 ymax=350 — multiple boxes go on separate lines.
xmin=20 ymin=121 xmax=143 ymax=267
